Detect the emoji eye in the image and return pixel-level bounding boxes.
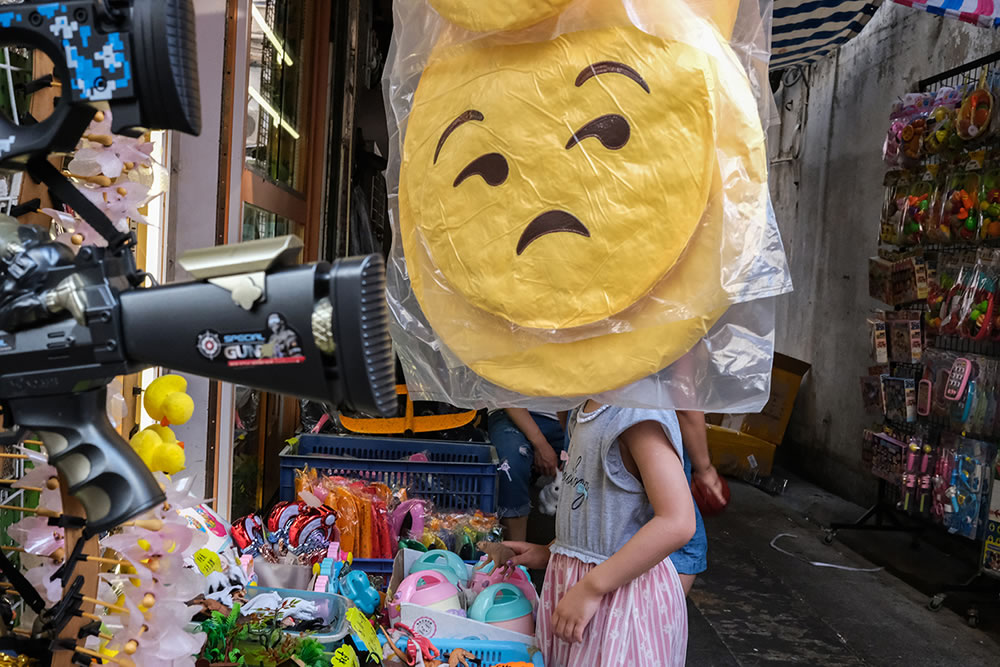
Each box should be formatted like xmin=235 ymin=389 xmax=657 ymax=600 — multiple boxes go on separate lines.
xmin=453 ymin=153 xmax=509 ymax=187
xmin=565 ymin=114 xmax=630 ymax=151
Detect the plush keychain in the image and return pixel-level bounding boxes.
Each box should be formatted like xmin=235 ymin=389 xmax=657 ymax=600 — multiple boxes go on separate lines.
xmin=390 ymin=0 xmax=786 ymax=400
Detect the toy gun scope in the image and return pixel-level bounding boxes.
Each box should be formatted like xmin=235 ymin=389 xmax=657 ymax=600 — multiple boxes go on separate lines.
xmin=0 ymin=0 xmax=199 ymax=165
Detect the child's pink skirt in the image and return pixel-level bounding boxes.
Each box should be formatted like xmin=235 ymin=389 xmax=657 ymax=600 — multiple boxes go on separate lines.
xmin=538 ymin=552 xmax=688 ymax=667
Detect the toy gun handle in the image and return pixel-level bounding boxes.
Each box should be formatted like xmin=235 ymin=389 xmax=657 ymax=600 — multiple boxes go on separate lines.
xmin=6 ymin=388 xmax=164 ymax=535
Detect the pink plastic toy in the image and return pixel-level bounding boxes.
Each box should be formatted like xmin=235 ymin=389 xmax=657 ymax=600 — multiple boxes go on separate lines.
xmin=391 ymin=499 xmax=428 ymax=544
xmin=394 ymin=569 xmax=465 ymax=617
xmin=468 ymin=559 xmax=538 ymax=610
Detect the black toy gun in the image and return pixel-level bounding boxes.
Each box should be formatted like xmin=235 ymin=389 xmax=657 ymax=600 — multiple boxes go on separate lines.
xmin=0 ymin=0 xmax=396 ymax=535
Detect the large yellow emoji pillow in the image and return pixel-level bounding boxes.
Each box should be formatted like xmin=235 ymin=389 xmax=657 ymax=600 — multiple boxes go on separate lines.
xmin=389 ymin=0 xmax=788 ymax=399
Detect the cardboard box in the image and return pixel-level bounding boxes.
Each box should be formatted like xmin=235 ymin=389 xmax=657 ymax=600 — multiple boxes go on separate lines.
xmin=706 ymin=425 xmax=776 ymax=476
xmin=387 ymin=549 xmax=536 ymax=645
xmin=714 ymin=353 xmax=810 ymax=446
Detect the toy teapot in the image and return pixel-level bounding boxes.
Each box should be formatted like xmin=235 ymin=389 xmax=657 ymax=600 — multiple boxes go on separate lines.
xmin=410 ymin=549 xmax=468 ymax=587
xmin=468 ymin=559 xmax=538 ymax=610
xmin=394 ymin=570 xmax=465 ymax=617
xmin=468 ymin=583 xmax=534 ymax=635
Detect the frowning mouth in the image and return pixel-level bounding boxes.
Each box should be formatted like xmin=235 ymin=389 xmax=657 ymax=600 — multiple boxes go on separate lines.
xmin=516 ymin=210 xmax=591 ymax=255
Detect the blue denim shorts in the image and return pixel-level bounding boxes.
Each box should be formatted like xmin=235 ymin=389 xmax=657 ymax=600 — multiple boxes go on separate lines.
xmin=488 ymin=411 xmax=566 ymax=518
xmin=669 ymin=447 xmax=708 ymax=575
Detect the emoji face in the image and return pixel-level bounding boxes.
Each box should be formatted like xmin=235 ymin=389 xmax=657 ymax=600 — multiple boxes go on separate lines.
xmin=400 ymin=27 xmax=716 ymax=330
xmin=394 ymin=7 xmax=770 ymax=396
xmin=428 ymin=0 xmax=574 ymax=32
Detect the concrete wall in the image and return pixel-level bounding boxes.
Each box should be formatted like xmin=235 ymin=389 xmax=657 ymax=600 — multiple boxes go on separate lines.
xmin=770 ymin=4 xmax=1000 ymax=504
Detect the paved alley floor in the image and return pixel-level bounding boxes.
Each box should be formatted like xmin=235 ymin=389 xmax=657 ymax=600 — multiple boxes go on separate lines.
xmin=686 ymin=476 xmax=1000 ymax=666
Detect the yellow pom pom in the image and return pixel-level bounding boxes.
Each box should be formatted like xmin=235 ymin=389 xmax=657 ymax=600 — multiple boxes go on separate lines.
xmin=151 ymin=442 xmax=185 ymax=475
xmin=129 ymin=429 xmax=162 ymax=467
xmin=143 ymin=374 xmax=187 ymax=421
xmin=162 ymin=392 xmax=194 ymax=425
xmin=146 ymin=424 xmax=178 ymax=444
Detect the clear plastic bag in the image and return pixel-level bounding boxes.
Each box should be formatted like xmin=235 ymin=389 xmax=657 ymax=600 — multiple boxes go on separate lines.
xmin=383 ymin=0 xmax=791 ymax=408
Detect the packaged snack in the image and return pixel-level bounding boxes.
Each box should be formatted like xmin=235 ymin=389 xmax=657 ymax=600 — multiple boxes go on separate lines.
xmin=939 ymin=262 xmax=971 ymax=335
xmin=884 ymin=103 xmax=910 ymax=168
xmin=900 ymin=180 xmax=937 ymax=245
xmin=924 ymin=86 xmax=963 ymax=155
xmin=957 ymin=264 xmax=994 ymax=341
xmin=880 ymin=172 xmax=908 ymax=244
xmin=957 ymin=73 xmax=994 ymax=141
xmin=979 ymin=166 xmax=1000 ymax=240
xmin=939 ymin=170 xmax=981 ymax=242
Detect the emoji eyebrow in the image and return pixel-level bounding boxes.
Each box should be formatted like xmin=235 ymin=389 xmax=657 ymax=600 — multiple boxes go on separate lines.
xmin=434 ymin=110 xmax=485 ymax=163
xmin=575 ymin=61 xmax=650 ymax=93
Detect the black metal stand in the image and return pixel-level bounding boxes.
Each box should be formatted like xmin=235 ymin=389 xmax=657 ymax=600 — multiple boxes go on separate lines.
xmin=824 ymin=479 xmax=923 ymax=545
xmin=927 ymin=571 xmax=1000 ymax=628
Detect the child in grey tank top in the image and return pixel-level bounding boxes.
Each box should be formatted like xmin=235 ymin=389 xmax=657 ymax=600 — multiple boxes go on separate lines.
xmin=504 ymin=403 xmax=695 ymax=667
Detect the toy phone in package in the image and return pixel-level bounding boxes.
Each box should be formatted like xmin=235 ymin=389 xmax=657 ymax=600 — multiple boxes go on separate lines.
xmin=384 ymin=0 xmax=791 ymax=411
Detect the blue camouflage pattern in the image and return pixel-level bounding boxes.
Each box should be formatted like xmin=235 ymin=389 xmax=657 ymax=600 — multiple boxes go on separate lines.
xmin=0 ymin=2 xmax=133 ymax=102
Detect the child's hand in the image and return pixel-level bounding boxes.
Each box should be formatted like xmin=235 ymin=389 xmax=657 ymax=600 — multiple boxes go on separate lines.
xmin=533 ymin=441 xmax=559 ymax=477
xmin=502 ymin=541 xmax=551 ymax=569
xmin=692 ymin=463 xmax=728 ymax=508
xmin=552 ymin=579 xmax=603 ymax=643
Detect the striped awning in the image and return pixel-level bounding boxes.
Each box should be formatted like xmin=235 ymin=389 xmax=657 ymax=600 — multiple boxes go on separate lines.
xmin=771 ymin=0 xmax=884 ymax=70
xmin=891 ymin=0 xmax=1000 ymax=28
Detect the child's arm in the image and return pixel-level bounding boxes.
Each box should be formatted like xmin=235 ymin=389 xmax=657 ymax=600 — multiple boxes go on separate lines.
xmin=551 ymin=420 xmax=695 ymax=644
xmin=677 ymin=410 xmax=727 ymax=507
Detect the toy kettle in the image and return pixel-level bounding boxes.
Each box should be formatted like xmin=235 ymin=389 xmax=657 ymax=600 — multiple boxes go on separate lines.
xmin=468 ymin=583 xmax=534 ymax=635
xmin=468 ymin=560 xmax=538 ymax=609
xmin=410 ymin=550 xmax=467 ymax=587
xmin=394 ymin=570 xmax=465 ymax=617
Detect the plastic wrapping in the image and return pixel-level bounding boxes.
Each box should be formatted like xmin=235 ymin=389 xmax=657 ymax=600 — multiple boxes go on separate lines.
xmin=384 ymin=0 xmax=791 ymax=408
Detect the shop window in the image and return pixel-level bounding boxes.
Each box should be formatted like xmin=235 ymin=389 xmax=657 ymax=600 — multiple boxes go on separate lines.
xmin=246 ymin=0 xmax=309 ymax=191
xmin=242 ymin=202 xmax=301 ymax=241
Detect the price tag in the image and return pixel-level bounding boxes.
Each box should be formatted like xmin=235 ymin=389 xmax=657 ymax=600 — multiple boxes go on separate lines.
xmin=330 ymin=645 xmax=360 ymax=667
xmin=193 ymin=548 xmax=222 ymax=575
xmin=345 ymin=607 xmax=382 ymax=664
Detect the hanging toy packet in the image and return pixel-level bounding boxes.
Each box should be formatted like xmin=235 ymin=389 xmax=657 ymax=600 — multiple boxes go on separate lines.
xmin=384 ymin=0 xmax=792 ymax=411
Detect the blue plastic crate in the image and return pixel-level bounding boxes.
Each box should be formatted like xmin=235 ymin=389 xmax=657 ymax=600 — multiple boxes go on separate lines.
xmin=400 ymin=639 xmax=544 ymax=666
xmin=279 ymin=434 xmax=499 ymax=512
